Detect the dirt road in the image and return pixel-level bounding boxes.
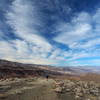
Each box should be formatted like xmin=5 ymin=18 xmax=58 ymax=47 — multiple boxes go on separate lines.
xmin=0 ymin=78 xmax=74 ymax=100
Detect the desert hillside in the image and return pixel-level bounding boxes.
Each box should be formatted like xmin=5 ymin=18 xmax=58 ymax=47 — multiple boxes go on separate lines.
xmin=0 ymin=60 xmax=100 ymax=100
xmin=0 ymin=59 xmax=100 ymax=81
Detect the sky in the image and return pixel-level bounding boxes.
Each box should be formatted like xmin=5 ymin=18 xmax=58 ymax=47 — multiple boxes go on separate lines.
xmin=0 ymin=0 xmax=100 ymax=67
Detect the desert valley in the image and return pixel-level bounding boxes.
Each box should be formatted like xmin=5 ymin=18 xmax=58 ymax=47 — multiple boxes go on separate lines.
xmin=0 ymin=59 xmax=100 ymax=100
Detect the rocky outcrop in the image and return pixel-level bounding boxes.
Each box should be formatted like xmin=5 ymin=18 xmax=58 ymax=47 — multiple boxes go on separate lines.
xmin=54 ymin=80 xmax=100 ymax=100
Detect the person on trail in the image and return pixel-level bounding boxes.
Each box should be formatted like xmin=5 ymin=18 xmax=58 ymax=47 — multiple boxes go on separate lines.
xmin=46 ymin=75 xmax=49 ymax=81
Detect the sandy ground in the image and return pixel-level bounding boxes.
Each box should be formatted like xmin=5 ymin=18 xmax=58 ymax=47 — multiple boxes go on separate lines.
xmin=0 ymin=77 xmax=74 ymax=100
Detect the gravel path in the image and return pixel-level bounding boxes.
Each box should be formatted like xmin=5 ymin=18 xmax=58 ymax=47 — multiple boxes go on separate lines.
xmin=0 ymin=78 xmax=74 ymax=100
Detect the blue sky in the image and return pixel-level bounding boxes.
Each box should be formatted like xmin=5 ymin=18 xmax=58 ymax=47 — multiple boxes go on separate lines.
xmin=0 ymin=0 xmax=100 ymax=67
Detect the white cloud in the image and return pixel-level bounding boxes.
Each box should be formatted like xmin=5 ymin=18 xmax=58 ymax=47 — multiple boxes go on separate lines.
xmin=72 ymin=59 xmax=100 ymax=66
xmin=0 ymin=41 xmax=16 ymax=59
xmin=72 ymin=12 xmax=91 ymax=23
xmin=71 ymin=38 xmax=100 ymax=49
xmin=0 ymin=0 xmax=56 ymax=65
xmin=93 ymin=9 xmax=100 ymax=24
xmin=0 ymin=39 xmax=56 ymax=65
xmin=54 ymin=8 xmax=100 ymax=50
xmin=6 ymin=0 xmax=52 ymax=51
xmin=0 ymin=0 xmax=100 ymax=66
xmin=54 ymin=23 xmax=91 ymax=45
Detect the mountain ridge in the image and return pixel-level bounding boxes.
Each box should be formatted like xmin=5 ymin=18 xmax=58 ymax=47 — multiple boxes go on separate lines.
xmin=0 ymin=59 xmax=100 ymax=79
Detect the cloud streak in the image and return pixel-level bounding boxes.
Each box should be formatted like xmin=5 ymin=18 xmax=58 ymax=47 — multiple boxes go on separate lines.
xmin=0 ymin=0 xmax=100 ymax=67
xmin=54 ymin=10 xmax=100 ymax=49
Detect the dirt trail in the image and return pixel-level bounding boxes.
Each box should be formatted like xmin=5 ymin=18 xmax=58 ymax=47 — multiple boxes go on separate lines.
xmin=0 ymin=78 xmax=74 ymax=100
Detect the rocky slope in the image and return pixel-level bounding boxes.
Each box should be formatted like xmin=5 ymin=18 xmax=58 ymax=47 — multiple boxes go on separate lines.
xmin=54 ymin=79 xmax=100 ymax=100
xmin=0 ymin=59 xmax=100 ymax=80
xmin=0 ymin=59 xmax=63 ymax=78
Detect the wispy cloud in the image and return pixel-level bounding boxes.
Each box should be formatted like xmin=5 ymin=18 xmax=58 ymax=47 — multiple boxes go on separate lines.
xmin=3 ymin=0 xmax=73 ymax=65
xmin=53 ymin=8 xmax=100 ymax=66
xmin=0 ymin=0 xmax=53 ymax=64
xmin=54 ymin=9 xmax=100 ymax=49
xmin=0 ymin=0 xmax=100 ymax=66
xmin=6 ymin=0 xmax=52 ymax=49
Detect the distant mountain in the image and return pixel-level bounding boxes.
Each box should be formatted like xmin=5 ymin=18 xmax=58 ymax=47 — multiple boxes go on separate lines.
xmin=60 ymin=67 xmax=100 ymax=75
xmin=0 ymin=59 xmax=100 ymax=79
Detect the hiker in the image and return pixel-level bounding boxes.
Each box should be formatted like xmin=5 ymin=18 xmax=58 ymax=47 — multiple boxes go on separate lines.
xmin=46 ymin=75 xmax=49 ymax=80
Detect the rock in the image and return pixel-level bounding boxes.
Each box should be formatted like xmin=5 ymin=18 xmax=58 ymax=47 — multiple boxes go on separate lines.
xmin=0 ymin=94 xmax=8 ymax=99
xmin=74 ymin=87 xmax=82 ymax=93
xmin=97 ymin=96 xmax=100 ymax=100
xmin=75 ymin=95 xmax=80 ymax=99
xmin=66 ymin=88 xmax=71 ymax=92
xmin=85 ymin=99 xmax=91 ymax=100
xmin=83 ymin=83 xmax=88 ymax=89
xmin=89 ymin=88 xmax=99 ymax=96
xmin=0 ymin=86 xmax=11 ymax=93
xmin=54 ymin=79 xmax=100 ymax=100
xmin=54 ymin=87 xmax=62 ymax=93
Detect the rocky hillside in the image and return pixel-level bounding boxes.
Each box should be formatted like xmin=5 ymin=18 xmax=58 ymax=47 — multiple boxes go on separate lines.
xmin=0 ymin=59 xmax=100 ymax=80
xmin=54 ymin=79 xmax=100 ymax=100
xmin=0 ymin=59 xmax=63 ymax=78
